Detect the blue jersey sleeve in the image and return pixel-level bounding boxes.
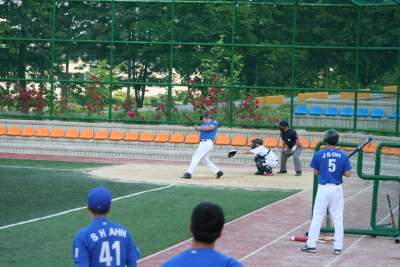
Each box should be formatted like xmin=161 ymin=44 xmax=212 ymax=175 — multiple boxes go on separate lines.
xmin=126 ymin=232 xmax=140 ymax=267
xmin=227 ymin=258 xmax=244 ymax=267
xmin=310 ymin=152 xmax=319 ymax=170
xmin=72 ymin=230 xmax=89 ymax=267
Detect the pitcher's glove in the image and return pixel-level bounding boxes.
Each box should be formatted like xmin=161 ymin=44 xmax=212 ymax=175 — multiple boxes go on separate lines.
xmin=228 ymin=150 xmax=238 ymax=158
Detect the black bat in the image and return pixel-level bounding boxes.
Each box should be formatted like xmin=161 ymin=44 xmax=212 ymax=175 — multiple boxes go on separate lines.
xmin=387 ymin=194 xmax=397 ymax=229
xmin=182 ymin=112 xmax=195 ymax=124
xmin=348 ymin=136 xmax=373 ymax=158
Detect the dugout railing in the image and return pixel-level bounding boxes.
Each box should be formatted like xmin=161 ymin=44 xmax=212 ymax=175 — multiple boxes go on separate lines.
xmin=312 ymin=141 xmax=400 ymax=239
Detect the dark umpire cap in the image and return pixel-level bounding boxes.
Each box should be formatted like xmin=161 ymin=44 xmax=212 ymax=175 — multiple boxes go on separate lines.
xmin=278 ymin=120 xmax=289 ymax=127
xmin=87 ymin=187 xmax=112 ymax=212
xmin=200 ymin=113 xmax=211 ymax=120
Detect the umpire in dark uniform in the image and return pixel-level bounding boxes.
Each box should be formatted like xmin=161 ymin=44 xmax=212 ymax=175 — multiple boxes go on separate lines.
xmin=277 ymin=120 xmax=302 ymax=176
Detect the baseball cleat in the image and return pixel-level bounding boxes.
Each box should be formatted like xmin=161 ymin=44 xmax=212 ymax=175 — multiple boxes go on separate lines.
xmin=333 ymin=249 xmax=341 ymax=255
xmin=295 ymin=171 xmax=302 ymax=176
xmin=301 ymin=246 xmax=316 ymax=253
xmin=277 ymin=170 xmax=287 ymax=174
xmin=181 ymin=173 xmax=191 ymax=179
xmin=216 ymin=171 xmax=224 ymax=179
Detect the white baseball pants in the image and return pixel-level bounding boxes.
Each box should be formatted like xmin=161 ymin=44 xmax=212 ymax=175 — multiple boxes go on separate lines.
xmin=307 ymin=184 xmax=344 ymax=250
xmin=186 ymin=140 xmax=220 ymax=175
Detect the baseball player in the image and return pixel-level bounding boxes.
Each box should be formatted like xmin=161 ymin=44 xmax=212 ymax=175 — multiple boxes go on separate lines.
xmin=302 ymin=129 xmax=352 ymax=255
xmin=236 ymin=138 xmax=279 ymax=176
xmin=72 ymin=187 xmax=140 ymax=267
xmin=277 ymin=120 xmax=303 ymax=176
xmin=181 ymin=113 xmax=223 ymax=179
xmin=161 ymin=202 xmax=243 ymax=267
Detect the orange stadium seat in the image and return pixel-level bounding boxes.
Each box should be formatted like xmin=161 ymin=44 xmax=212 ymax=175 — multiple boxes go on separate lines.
xmin=389 ymin=147 xmax=400 ymax=156
xmin=264 ymin=137 xmax=278 ymax=148
xmin=231 ymin=135 xmax=247 ymax=146
xmin=6 ymin=126 xmax=21 ymax=136
xmin=309 ymin=139 xmax=320 ymax=150
xmin=185 ymin=134 xmax=199 ymax=144
xmin=139 ymin=132 xmax=154 ymax=142
xmin=109 ymin=131 xmax=124 ymax=141
xmin=170 ymin=133 xmax=185 ymax=143
xmin=80 ymin=129 xmax=94 ymax=139
xmin=124 ymin=131 xmax=139 ymax=141
xmin=94 ymin=130 xmax=109 ymax=140
xmin=154 ymin=132 xmax=169 ymax=143
xmin=298 ymin=138 xmax=310 ymax=149
xmin=381 ymin=147 xmax=392 ymax=155
xmin=21 ymin=127 xmax=36 ymax=137
xmin=0 ymin=126 xmax=6 ymax=135
xmin=50 ymin=128 xmax=65 ymax=138
xmin=363 ymin=143 xmax=376 ymax=154
xmin=65 ymin=128 xmax=79 ymax=139
xmin=215 ymin=135 xmax=231 ymax=145
xmin=35 ymin=127 xmax=50 ymax=137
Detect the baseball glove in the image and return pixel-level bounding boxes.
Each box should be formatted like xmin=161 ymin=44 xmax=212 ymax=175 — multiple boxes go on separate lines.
xmin=227 ymin=150 xmax=238 ymax=158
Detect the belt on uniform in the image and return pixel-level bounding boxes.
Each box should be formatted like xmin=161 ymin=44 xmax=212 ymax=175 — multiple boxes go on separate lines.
xmin=320 ymin=183 xmax=341 ymax=185
xmin=200 ymin=139 xmax=213 ymax=142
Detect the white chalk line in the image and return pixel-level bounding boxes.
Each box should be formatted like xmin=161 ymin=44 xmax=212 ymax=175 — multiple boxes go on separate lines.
xmin=0 ymin=165 xmax=89 ymax=172
xmin=138 ymin=189 xmax=305 ymax=263
xmin=325 ymin=205 xmax=399 ymax=267
xmin=0 ymin=183 xmax=176 ymax=230
xmin=239 ymin=183 xmax=374 ymax=262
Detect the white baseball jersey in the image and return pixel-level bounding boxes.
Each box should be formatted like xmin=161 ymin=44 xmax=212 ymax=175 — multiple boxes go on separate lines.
xmin=250 ymin=145 xmax=279 ymax=168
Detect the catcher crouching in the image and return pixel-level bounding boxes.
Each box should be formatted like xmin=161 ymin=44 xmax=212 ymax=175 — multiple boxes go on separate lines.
xmin=228 ymin=138 xmax=279 ymax=176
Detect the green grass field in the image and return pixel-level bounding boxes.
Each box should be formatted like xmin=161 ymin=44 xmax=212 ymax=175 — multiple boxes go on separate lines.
xmin=0 ymin=159 xmax=297 ymax=267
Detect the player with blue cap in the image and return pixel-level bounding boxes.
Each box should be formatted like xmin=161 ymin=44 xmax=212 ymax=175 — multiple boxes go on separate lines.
xmin=72 ymin=187 xmax=140 ymax=267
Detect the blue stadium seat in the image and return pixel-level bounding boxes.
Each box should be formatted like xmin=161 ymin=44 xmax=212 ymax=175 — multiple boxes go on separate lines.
xmin=370 ymin=107 xmax=385 ymax=118
xmin=356 ymin=107 xmax=369 ymax=117
xmin=324 ymin=106 xmax=339 ymax=116
xmin=294 ymin=104 xmax=308 ymax=115
xmin=309 ymin=106 xmax=324 ymax=116
xmin=340 ymin=106 xmax=354 ymax=117
xmin=388 ymin=111 xmax=400 ymax=119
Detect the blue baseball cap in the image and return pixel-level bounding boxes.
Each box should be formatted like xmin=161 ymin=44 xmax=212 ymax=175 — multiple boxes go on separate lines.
xmin=200 ymin=113 xmax=210 ymax=119
xmin=87 ymin=187 xmax=112 ymax=212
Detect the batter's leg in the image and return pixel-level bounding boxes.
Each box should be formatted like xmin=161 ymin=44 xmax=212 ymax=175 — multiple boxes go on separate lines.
xmin=328 ymin=185 xmax=344 ymax=250
xmin=186 ymin=141 xmax=212 ymax=174
xmin=307 ymin=185 xmax=329 ymax=248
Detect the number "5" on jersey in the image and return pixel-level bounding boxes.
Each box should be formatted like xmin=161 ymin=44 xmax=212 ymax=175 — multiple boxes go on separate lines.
xmin=328 ymin=159 xmax=336 ymax=172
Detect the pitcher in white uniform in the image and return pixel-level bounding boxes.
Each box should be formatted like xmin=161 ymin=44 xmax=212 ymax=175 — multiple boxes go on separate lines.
xmin=181 ymin=113 xmax=223 ymax=179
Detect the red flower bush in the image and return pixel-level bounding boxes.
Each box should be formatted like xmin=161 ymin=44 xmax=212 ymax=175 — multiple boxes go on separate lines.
xmin=188 ymin=86 xmax=224 ymax=115
xmin=237 ymin=96 xmax=261 ymax=122
xmin=15 ymin=84 xmax=46 ymax=114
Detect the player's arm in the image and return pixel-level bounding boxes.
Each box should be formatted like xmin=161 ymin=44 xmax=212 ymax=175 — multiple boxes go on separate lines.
xmin=194 ymin=124 xmax=216 ymax=131
xmin=126 ymin=233 xmax=141 ymax=267
xmin=72 ymin=232 xmax=89 ymax=267
xmin=343 ymin=154 xmax=352 ymax=177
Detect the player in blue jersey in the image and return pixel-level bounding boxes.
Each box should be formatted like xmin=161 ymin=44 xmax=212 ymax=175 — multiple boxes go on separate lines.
xmin=161 ymin=202 xmax=243 ymax=267
xmin=302 ymin=129 xmax=352 ymax=255
xmin=72 ymin=187 xmax=140 ymax=267
xmin=181 ymin=113 xmax=223 ymax=179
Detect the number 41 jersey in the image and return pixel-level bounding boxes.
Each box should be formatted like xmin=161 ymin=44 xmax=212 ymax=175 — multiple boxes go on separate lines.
xmin=73 ymin=217 xmax=140 ymax=267
xmin=310 ymin=148 xmax=352 ymax=185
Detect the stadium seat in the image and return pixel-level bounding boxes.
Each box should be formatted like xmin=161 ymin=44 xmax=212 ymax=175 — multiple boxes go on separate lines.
xmin=169 ymin=133 xmax=184 ymax=143
xmin=294 ymin=104 xmax=308 ymax=115
xmin=247 ymin=136 xmax=259 ymax=146
xmin=154 ymin=132 xmax=169 ymax=143
xmin=36 ymin=127 xmax=50 ymax=137
xmin=356 ymin=107 xmax=369 ymax=117
xmin=21 ymin=127 xmax=36 ymax=137
xmin=139 ymin=132 xmax=154 ymax=142
xmin=0 ymin=126 xmax=6 ymax=135
xmin=370 ymin=107 xmax=385 ymax=118
xmin=324 ymin=106 xmax=339 ymax=116
xmin=7 ymin=126 xmax=21 ymax=136
xmin=184 ymin=134 xmax=199 ymax=144
xmin=388 ymin=111 xmax=400 ymax=119
xmin=309 ymin=106 xmax=324 ymax=116
xmin=231 ymin=135 xmax=247 ymax=146
xmin=50 ymin=128 xmax=65 ymax=138
xmin=109 ymin=131 xmax=124 ymax=141
xmin=389 ymin=147 xmax=400 ymax=156
xmin=94 ymin=130 xmax=109 ymax=140
xmin=264 ymin=137 xmax=278 ymax=148
xmin=80 ymin=129 xmax=94 ymax=139
xmin=310 ymin=139 xmax=320 ymax=149
xmin=298 ymin=138 xmax=309 ymax=149
xmin=340 ymin=106 xmax=354 ymax=117
xmin=215 ymin=135 xmax=231 ymax=145
xmin=65 ymin=129 xmax=79 ymax=139
xmin=363 ymin=143 xmax=376 ymax=154
xmin=124 ymin=131 xmax=139 ymax=141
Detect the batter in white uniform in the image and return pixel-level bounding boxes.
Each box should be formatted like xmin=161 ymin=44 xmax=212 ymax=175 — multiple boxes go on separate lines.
xmin=302 ymin=129 xmax=352 ymax=255
xmin=181 ymin=113 xmax=223 ymax=179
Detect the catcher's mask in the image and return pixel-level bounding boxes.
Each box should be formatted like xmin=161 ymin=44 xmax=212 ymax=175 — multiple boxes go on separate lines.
xmin=323 ymin=129 xmax=339 ymax=146
xmin=251 ymin=138 xmax=263 ymax=149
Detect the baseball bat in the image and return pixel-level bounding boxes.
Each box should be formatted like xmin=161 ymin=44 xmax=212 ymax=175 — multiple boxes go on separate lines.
xmin=290 ymin=236 xmax=334 ymax=243
xmin=182 ymin=112 xmax=195 ymax=124
xmin=347 ymin=136 xmax=373 ymax=158
xmin=386 ymin=194 xmax=397 ymax=229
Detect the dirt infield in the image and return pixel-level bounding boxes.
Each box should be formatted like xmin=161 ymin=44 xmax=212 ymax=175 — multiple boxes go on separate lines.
xmin=89 ymin=161 xmax=314 ymax=190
